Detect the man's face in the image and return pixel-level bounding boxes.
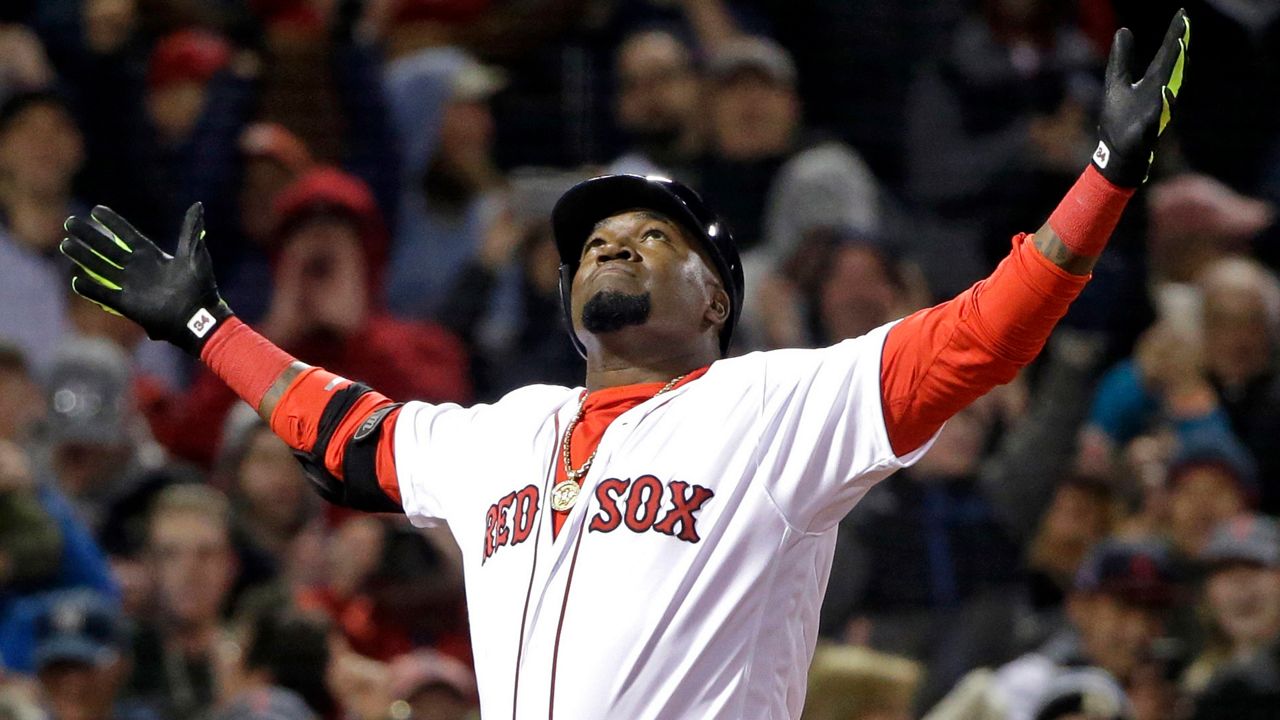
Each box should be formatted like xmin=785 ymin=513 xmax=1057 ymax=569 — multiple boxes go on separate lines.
xmin=616 ymin=33 xmax=699 ymax=143
xmin=148 ymin=510 xmax=236 ymax=627
xmin=1203 ymin=285 xmax=1274 ymax=387
xmin=237 ymin=427 xmax=308 ymax=533
xmin=240 ymin=158 xmax=296 ymax=243
xmin=0 ymin=102 xmax=84 ymax=197
xmin=1169 ymin=467 xmax=1247 ymax=558
xmin=819 ymin=245 xmax=899 ymax=341
xmin=709 ymin=72 xmax=799 ymax=161
xmin=38 ymin=658 xmax=125 ymax=720
xmin=147 ymin=81 xmax=206 ymax=145
xmin=1206 ymin=563 xmax=1280 ymax=647
xmin=1070 ymin=593 xmax=1166 ymax=680
xmin=569 ymin=210 xmax=726 ymax=353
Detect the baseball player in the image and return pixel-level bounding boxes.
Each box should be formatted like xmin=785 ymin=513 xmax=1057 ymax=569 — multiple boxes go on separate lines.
xmin=60 ymin=11 xmax=1188 ymax=719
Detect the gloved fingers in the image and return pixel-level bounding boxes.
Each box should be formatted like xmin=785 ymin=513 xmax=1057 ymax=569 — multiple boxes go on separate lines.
xmin=89 ymin=205 xmax=155 ymax=255
xmin=175 ymin=202 xmax=206 ymax=260
xmin=1145 ymin=10 xmax=1188 ymax=87
xmin=60 ymin=237 xmax=124 ymax=290
xmin=70 ymin=272 xmax=124 ymax=316
xmin=64 ymin=215 xmax=131 ymax=267
xmin=1105 ymin=27 xmax=1135 ymax=88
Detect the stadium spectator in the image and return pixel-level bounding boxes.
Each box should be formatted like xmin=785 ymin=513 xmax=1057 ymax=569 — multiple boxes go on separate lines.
xmin=754 ymin=229 xmax=926 ymax=350
xmin=607 ymin=29 xmax=703 ymax=179
xmin=905 ymin=0 xmax=1101 ymax=269
xmin=697 ymin=36 xmax=881 ymax=258
xmin=439 ymin=216 xmax=585 ymax=399
xmin=1084 ymin=257 xmax=1280 ymax=512
xmin=1164 ymin=434 xmax=1259 ymax=562
xmin=384 ymin=46 xmax=508 ymax=322
xmin=31 ymin=590 xmax=159 ymax=720
xmin=216 ymin=608 xmax=333 ymax=719
xmin=931 ymin=539 xmax=1184 ymax=720
xmin=1183 ymin=515 xmax=1280 ymax=696
xmin=0 ymin=90 xmax=85 ymax=374
xmin=44 ymin=340 xmax=166 ymax=534
xmin=128 ymin=485 xmax=239 ymax=720
xmin=0 ymin=343 xmax=43 ymax=443
xmin=145 ymin=30 xmax=231 ymax=148
xmin=216 ymin=409 xmax=323 ymax=588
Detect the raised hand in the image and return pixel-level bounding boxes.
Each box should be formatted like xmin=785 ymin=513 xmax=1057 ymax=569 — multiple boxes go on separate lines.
xmin=1094 ymin=9 xmax=1190 ymax=187
xmin=61 ymin=203 xmax=233 ymax=356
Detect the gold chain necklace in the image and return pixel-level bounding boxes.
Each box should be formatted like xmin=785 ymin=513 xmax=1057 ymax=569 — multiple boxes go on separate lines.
xmin=549 ymin=374 xmax=686 ymax=512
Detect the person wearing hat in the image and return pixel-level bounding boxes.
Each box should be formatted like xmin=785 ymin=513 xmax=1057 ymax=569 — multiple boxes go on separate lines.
xmin=31 ymin=590 xmax=158 ymax=720
xmin=1165 ymin=429 xmax=1260 ymax=561
xmin=696 ymin=35 xmax=882 ymax=259
xmin=383 ymin=46 xmax=508 ymax=322
xmin=1183 ymin=514 xmax=1280 ymax=695
xmin=932 ymin=539 xmax=1182 ymax=720
xmin=147 ymin=167 xmax=472 ymax=468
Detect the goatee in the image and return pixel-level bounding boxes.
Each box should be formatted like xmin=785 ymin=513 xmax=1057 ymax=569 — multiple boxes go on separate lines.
xmin=582 ymin=290 xmax=652 ymax=334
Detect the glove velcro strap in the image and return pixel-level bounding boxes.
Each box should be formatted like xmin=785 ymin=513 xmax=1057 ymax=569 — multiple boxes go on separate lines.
xmin=293 ymin=382 xmax=372 ymax=507
xmin=341 ymin=403 xmax=404 ymax=513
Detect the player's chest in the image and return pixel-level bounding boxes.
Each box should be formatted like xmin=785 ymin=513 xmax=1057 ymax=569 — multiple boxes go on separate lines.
xmin=466 ymin=398 xmax=762 ymax=572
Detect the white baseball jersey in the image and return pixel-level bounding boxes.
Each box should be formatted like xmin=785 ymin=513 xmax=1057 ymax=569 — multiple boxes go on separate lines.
xmin=392 ymin=322 xmax=935 ymax=719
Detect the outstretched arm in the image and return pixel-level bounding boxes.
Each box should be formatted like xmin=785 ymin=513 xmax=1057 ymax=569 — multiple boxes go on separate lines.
xmin=880 ymin=10 xmax=1190 ymax=456
xmin=60 ymin=204 xmax=403 ymax=512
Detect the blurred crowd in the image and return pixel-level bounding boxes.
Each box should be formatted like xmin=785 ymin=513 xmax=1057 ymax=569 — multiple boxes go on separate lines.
xmin=0 ymin=0 xmax=1277 ymax=719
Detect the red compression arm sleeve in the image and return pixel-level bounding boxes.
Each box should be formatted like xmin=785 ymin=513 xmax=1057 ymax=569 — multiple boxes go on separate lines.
xmin=199 ymin=318 xmax=402 ymax=504
xmin=199 ymin=318 xmax=294 ymax=410
xmin=879 ymin=169 xmax=1133 ymax=456
xmin=880 ymin=235 xmax=1088 ymax=456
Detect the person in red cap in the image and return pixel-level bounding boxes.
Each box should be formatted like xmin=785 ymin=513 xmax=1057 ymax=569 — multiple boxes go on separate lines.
xmin=146 ymin=30 xmax=232 ymax=147
xmin=146 ymin=168 xmax=471 ymax=468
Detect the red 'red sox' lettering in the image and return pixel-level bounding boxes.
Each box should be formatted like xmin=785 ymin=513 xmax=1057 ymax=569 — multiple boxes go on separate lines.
xmin=590 ymin=475 xmax=714 ymax=543
xmin=483 ymin=485 xmax=539 ymax=563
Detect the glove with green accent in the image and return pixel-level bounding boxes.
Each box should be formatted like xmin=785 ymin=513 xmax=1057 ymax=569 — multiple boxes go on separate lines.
xmin=1094 ymin=8 xmax=1190 ymax=187
xmin=60 ymin=203 xmax=233 ymax=357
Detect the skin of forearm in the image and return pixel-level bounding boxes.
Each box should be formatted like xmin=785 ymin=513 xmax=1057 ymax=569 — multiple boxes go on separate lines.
xmin=256 ymin=361 xmax=309 ymax=422
xmin=1032 ymin=222 xmax=1098 ymax=276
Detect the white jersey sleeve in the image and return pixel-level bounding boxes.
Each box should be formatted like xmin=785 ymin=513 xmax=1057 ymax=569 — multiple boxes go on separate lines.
xmin=742 ymin=321 xmax=937 ymax=532
xmin=391 ymin=384 xmax=575 ymax=528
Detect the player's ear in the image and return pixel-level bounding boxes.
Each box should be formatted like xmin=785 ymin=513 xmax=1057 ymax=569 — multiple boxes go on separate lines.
xmin=704 ymin=286 xmax=730 ymax=329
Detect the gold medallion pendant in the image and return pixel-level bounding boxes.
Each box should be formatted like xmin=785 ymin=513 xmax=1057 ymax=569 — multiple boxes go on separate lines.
xmin=551 ymin=480 xmax=581 ymax=511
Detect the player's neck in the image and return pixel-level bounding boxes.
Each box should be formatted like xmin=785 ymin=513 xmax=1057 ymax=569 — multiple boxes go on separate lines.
xmin=584 ymin=344 xmax=717 ymax=391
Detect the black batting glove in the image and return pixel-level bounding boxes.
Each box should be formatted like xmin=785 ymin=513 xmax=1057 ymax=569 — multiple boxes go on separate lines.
xmin=61 ymin=203 xmax=233 ymax=357
xmin=1093 ymin=9 xmax=1190 ymax=187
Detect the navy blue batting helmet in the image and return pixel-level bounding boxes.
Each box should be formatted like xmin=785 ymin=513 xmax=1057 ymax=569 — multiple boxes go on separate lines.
xmin=551 ymin=174 xmax=744 ymax=357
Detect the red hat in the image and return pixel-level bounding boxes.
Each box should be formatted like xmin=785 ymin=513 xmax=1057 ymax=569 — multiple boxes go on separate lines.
xmin=271 ymin=167 xmax=389 ymax=295
xmin=148 ymin=30 xmax=231 ymax=92
xmin=239 ymin=122 xmax=313 ymax=175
